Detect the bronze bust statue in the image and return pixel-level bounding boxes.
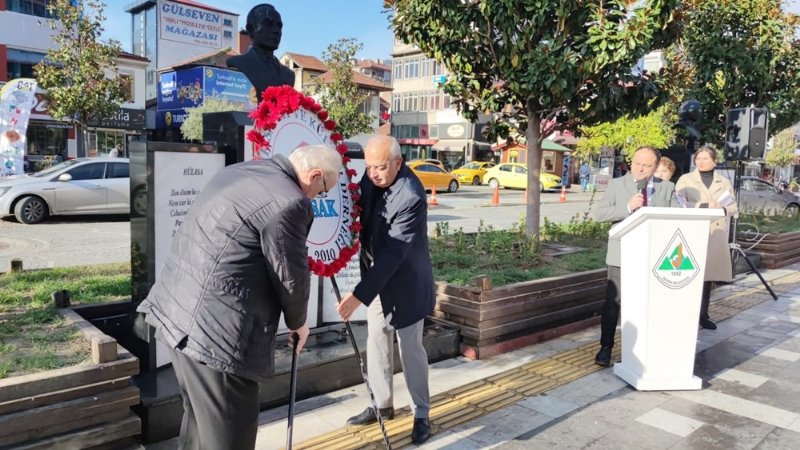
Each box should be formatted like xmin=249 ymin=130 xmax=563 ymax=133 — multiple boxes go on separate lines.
xmin=227 ymin=4 xmax=295 ymax=101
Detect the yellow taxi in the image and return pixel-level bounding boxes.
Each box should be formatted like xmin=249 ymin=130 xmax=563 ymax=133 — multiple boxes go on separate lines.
xmin=407 ymin=160 xmax=460 ymax=192
xmin=482 ymin=163 xmax=562 ymax=192
xmin=451 ymin=161 xmax=495 ymax=186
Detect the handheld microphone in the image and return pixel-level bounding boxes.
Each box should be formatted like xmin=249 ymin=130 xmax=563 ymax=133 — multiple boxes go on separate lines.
xmin=635 ymin=179 xmax=648 ymax=206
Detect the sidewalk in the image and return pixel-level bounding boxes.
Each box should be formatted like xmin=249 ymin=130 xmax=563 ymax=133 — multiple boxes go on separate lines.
xmin=148 ymin=265 xmax=800 ymax=449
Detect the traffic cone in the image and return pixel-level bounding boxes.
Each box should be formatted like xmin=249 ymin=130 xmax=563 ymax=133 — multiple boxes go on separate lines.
xmin=491 ymin=185 xmax=500 ymax=206
xmin=559 ymin=185 xmax=567 ymax=203
xmin=428 ymin=186 xmax=439 ymax=206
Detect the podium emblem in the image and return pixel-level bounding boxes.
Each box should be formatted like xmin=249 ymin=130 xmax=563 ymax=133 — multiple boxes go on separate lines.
xmin=652 ymin=229 xmax=700 ymax=289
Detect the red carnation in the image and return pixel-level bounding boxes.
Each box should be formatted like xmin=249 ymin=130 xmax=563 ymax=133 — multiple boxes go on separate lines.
xmin=342 ymin=156 xmax=351 ymax=163
xmin=324 ymin=120 xmax=336 ymax=130
xmin=331 ymin=132 xmax=343 ymax=142
xmin=350 ymin=222 xmax=363 ymax=232
xmin=351 ymin=193 xmax=361 ymax=202
xmin=317 ymin=110 xmax=329 ymax=121
xmin=346 ymin=168 xmax=357 ymax=178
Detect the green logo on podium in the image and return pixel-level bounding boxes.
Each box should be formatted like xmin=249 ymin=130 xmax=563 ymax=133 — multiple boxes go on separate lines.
xmin=653 ymin=229 xmax=700 ymax=289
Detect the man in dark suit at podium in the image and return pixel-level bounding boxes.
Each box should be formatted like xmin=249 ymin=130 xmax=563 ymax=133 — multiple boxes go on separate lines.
xmin=227 ymin=4 xmax=295 ymax=101
xmin=591 ymin=146 xmax=678 ymax=367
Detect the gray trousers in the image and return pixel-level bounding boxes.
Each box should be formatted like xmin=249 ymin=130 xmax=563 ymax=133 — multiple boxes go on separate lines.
xmin=170 ymin=347 xmax=260 ymax=450
xmin=367 ymin=299 xmax=430 ymax=418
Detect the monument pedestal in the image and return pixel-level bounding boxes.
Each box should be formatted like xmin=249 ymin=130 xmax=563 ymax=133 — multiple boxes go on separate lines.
xmin=610 ymin=207 xmax=723 ymax=391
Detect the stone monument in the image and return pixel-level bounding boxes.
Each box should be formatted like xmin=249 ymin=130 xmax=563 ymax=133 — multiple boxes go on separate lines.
xmin=226 ymin=4 xmax=295 ymax=101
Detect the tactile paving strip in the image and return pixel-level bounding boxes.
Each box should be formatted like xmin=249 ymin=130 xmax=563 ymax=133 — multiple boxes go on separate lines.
xmin=293 ymin=271 xmax=798 ymax=449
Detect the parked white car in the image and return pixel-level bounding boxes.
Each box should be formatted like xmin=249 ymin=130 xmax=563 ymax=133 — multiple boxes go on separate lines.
xmin=0 ymin=158 xmax=131 ymax=224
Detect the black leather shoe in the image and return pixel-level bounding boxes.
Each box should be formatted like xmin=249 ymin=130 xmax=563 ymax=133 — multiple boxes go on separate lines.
xmin=595 ymin=346 xmax=612 ymax=367
xmin=411 ymin=417 xmax=431 ymax=445
xmin=346 ymin=407 xmax=394 ymax=426
xmin=700 ymin=317 xmax=717 ymax=330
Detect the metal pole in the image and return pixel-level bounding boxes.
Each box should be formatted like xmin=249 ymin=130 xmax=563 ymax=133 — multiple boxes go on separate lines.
xmin=286 ymin=332 xmax=299 ymax=450
xmin=330 ymin=277 xmax=392 ymax=449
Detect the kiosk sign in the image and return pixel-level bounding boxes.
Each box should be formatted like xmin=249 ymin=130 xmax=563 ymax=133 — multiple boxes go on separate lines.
xmin=652 ymin=229 xmax=700 ymax=289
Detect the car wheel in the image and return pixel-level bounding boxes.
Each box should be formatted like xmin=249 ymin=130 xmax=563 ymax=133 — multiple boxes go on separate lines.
xmin=14 ymin=196 xmax=49 ymax=224
xmin=539 ymin=182 xmax=544 ymax=193
xmin=786 ymin=203 xmax=800 ymax=216
xmin=448 ymin=180 xmax=459 ymax=193
xmin=488 ymin=178 xmax=499 ymax=189
xmin=472 ymin=176 xmax=481 ymax=186
xmin=132 ymin=186 xmax=148 ymax=217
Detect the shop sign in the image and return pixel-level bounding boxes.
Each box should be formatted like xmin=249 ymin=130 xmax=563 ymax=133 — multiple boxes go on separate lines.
xmin=159 ymin=0 xmax=222 ymax=49
xmin=89 ymin=108 xmax=145 ymax=130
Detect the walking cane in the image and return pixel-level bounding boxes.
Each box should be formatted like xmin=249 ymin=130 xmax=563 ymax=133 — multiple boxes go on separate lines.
xmin=286 ymin=332 xmax=299 ymax=450
xmin=331 ymin=277 xmax=392 ymax=449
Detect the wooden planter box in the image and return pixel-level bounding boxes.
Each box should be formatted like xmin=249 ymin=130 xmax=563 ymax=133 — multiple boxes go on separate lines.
xmin=737 ymin=230 xmax=800 ymax=269
xmin=433 ymin=268 xmax=607 ymax=359
xmin=0 ymin=309 xmax=140 ymax=449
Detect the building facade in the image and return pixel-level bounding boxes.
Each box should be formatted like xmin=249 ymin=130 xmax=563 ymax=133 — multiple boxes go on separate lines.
xmin=126 ymin=0 xmax=239 ymax=101
xmin=390 ymin=39 xmax=493 ymax=169
xmin=0 ymin=0 xmax=148 ymax=164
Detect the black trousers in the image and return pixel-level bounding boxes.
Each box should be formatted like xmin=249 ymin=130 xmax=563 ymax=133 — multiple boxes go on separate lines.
xmin=700 ymin=281 xmax=712 ymax=320
xmin=599 ymin=266 xmax=621 ymax=348
xmin=169 ymin=348 xmax=260 ymax=450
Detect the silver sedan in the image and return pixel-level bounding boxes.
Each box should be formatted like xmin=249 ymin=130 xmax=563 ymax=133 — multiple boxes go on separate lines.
xmin=0 ymin=158 xmax=131 ymax=224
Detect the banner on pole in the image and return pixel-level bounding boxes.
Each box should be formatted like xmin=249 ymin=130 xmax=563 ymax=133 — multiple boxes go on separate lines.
xmin=0 ymin=78 xmax=38 ymax=177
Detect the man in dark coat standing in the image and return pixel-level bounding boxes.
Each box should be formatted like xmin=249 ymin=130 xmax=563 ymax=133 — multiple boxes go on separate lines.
xmin=137 ymin=145 xmax=342 ymax=450
xmin=227 ymin=4 xmax=295 ymax=101
xmin=337 ymin=135 xmax=435 ymax=445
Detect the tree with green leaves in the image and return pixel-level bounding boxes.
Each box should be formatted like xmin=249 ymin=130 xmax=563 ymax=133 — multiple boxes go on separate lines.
xmin=391 ymin=0 xmax=678 ymax=238
xmin=666 ymin=0 xmax=800 ymax=145
xmin=33 ymin=0 xmax=127 ymax=157
xmin=576 ymin=107 xmax=675 ymax=161
xmin=180 ymin=97 xmax=245 ymax=142
xmin=315 ymin=38 xmax=375 ymax=139
xmin=765 ymin=125 xmax=797 ymax=169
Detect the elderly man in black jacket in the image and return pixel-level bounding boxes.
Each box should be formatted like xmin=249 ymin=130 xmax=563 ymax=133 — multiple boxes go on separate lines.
xmin=337 ymin=135 xmax=435 ymax=445
xmin=137 ymin=144 xmax=342 ymax=450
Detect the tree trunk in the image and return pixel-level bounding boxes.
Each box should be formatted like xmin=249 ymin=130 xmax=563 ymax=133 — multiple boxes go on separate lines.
xmin=75 ymin=123 xmax=87 ymax=158
xmin=525 ymin=109 xmax=542 ymax=239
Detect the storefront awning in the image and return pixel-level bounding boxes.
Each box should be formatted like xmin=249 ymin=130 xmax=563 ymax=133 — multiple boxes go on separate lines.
xmin=433 ymin=139 xmax=468 ymax=152
xmin=398 ymin=138 xmax=438 ymax=146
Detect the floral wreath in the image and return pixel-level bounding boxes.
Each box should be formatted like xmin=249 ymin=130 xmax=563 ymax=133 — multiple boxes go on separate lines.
xmin=246 ymin=85 xmax=361 ymax=277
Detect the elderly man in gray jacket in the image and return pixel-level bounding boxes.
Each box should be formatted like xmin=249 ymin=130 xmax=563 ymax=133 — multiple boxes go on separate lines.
xmin=591 ymin=146 xmax=678 ymax=367
xmin=137 ymin=145 xmax=342 ymax=450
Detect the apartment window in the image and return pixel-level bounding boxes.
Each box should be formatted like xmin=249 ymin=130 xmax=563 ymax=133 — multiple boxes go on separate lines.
xmin=402 ymin=92 xmax=412 ymax=112
xmin=443 ymin=94 xmax=452 ymax=109
xmin=421 ymin=59 xmax=430 ymax=77
xmin=393 ymin=60 xmax=403 ymax=80
xmin=392 ymin=95 xmax=401 ymax=113
xmin=6 ymin=48 xmax=46 ymax=79
xmin=410 ymin=92 xmax=418 ymax=111
xmin=7 ymin=0 xmax=53 ymax=18
xmin=429 ymin=125 xmax=439 ymax=138
xmin=404 ymin=57 xmax=419 ymax=79
xmin=419 ymin=92 xmax=428 ymax=112
xmin=223 ymin=30 xmax=233 ymax=38
xmin=146 ymin=69 xmax=155 ymax=85
xmin=223 ymin=18 xmax=233 ymax=27
xmin=432 ymin=61 xmax=443 ymax=76
xmin=430 ymin=92 xmax=441 ymax=111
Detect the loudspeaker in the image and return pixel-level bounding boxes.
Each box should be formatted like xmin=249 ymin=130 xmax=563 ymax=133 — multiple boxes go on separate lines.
xmin=748 ymin=108 xmax=768 ymax=159
xmin=724 ymin=107 xmax=769 ymax=161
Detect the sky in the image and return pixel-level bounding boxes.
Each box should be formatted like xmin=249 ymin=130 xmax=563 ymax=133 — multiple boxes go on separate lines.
xmin=101 ymin=0 xmax=395 ymax=61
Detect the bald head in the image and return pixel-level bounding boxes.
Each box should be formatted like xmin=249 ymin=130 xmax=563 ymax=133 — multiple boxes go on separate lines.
xmin=364 ymin=135 xmax=403 ymax=188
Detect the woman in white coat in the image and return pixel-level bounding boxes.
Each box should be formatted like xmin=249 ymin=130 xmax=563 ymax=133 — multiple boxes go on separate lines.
xmin=676 ymin=145 xmax=737 ymax=330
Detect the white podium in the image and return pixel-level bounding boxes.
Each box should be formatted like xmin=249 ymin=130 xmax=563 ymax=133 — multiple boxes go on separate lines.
xmin=609 ymin=207 xmax=723 ymax=390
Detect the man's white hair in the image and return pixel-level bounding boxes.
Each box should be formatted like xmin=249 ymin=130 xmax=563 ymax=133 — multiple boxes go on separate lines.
xmin=289 ymin=144 xmax=343 ymax=182
xmin=365 ymin=135 xmax=401 ymax=159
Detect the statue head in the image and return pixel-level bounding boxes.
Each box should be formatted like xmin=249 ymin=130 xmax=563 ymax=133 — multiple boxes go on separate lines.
xmin=246 ymin=4 xmax=283 ymax=53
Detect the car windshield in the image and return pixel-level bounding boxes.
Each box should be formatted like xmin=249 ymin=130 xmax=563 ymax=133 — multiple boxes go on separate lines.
xmin=32 ymin=159 xmax=82 ymax=177
xmin=460 ymin=162 xmax=482 ymax=170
